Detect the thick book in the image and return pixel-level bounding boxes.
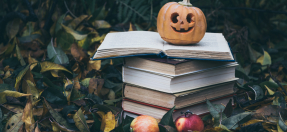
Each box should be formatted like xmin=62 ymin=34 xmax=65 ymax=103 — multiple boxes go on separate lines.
xmin=92 ymin=31 xmax=235 ymax=61
xmin=123 ymin=78 xmax=237 ymax=109
xmin=122 ymin=62 xmax=238 ymax=93
xmin=125 ymin=57 xmax=234 ymax=76
xmin=122 ymin=95 xmax=234 ymax=120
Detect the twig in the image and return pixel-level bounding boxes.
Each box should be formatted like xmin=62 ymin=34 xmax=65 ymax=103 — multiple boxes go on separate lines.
xmin=64 ymin=0 xmax=77 ymax=18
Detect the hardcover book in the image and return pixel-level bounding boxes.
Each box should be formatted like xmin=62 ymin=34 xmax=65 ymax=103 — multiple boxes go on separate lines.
xmin=122 ymin=95 xmax=234 ymax=120
xmin=92 ymin=31 xmax=235 ymax=61
xmin=122 ymin=62 xmax=238 ymax=93
xmin=123 ymin=78 xmax=237 ymax=109
xmin=124 ymin=57 xmax=234 ymax=76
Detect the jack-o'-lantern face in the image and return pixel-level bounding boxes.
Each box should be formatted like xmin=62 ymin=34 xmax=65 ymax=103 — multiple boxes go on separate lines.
xmin=170 ymin=12 xmax=195 ymax=33
xmin=157 ymin=1 xmax=207 ymax=45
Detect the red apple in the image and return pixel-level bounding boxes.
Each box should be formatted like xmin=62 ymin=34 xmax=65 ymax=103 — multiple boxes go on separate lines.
xmin=175 ymin=110 xmax=204 ymax=132
xmin=130 ymin=115 xmax=160 ymax=132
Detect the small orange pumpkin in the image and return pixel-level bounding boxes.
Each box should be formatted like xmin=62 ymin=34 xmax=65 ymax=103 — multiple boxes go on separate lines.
xmin=157 ymin=0 xmax=207 ymax=45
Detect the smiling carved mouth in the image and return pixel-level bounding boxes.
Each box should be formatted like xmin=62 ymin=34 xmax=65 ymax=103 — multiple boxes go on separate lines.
xmin=172 ymin=26 xmax=193 ymax=33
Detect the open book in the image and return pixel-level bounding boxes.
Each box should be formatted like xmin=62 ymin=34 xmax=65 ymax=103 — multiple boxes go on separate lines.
xmin=92 ymin=31 xmax=234 ymax=61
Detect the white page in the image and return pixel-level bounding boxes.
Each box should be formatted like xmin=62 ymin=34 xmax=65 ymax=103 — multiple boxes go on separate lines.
xmin=163 ymin=32 xmax=230 ymax=52
xmin=97 ymin=31 xmax=164 ymax=50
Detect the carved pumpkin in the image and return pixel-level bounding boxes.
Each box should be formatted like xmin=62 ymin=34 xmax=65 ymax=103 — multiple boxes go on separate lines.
xmin=157 ymin=0 xmax=207 ymax=45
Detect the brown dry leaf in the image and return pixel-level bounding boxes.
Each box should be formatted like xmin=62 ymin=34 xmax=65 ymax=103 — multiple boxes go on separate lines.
xmin=87 ymin=60 xmax=101 ymax=71
xmin=0 ymin=78 xmax=3 ymax=84
xmin=88 ymin=78 xmax=104 ymax=96
xmin=0 ymin=90 xmax=31 ymax=104
xmin=15 ymin=44 xmax=26 ymax=66
xmin=71 ymin=43 xmax=87 ymax=61
xmin=33 ymin=107 xmax=43 ymax=116
xmin=22 ymin=82 xmax=35 ymax=132
xmin=100 ymin=111 xmax=116 ymax=132
xmin=100 ymin=88 xmax=110 ymax=96
xmin=35 ymin=123 xmax=41 ymax=132
xmin=40 ymin=61 xmax=71 ymax=74
xmin=6 ymin=18 xmax=20 ymax=39
xmin=2 ymin=104 xmax=24 ymax=113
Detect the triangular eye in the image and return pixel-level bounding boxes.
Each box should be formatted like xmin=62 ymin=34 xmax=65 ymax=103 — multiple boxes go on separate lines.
xmin=186 ymin=13 xmax=193 ymax=23
xmin=171 ymin=13 xmax=179 ymax=23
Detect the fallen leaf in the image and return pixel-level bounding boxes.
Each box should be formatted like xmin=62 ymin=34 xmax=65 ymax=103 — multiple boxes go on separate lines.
xmin=3 ymin=70 xmax=12 ymax=79
xmin=2 ymin=104 xmax=24 ymax=113
xmin=50 ymin=70 xmax=59 ymax=77
xmin=0 ymin=90 xmax=31 ymax=104
xmin=87 ymin=60 xmax=101 ymax=71
xmin=88 ymin=78 xmax=104 ymax=96
xmin=28 ymin=53 xmax=38 ymax=64
xmin=71 ymin=43 xmax=87 ymax=61
xmin=15 ymin=44 xmax=26 ymax=66
xmin=43 ymin=98 xmax=75 ymax=130
xmin=6 ymin=18 xmax=20 ymax=40
xmin=47 ymin=39 xmax=69 ymax=64
xmin=256 ymin=51 xmax=271 ymax=70
xmin=35 ymin=123 xmax=41 ymax=132
xmin=22 ymin=87 xmax=35 ymax=132
xmin=221 ymin=112 xmax=253 ymax=129
xmin=265 ymin=85 xmax=275 ymax=96
xmin=40 ymin=61 xmax=71 ymax=74
xmin=73 ymin=108 xmax=90 ymax=132
xmin=26 ymin=80 xmax=40 ymax=101
xmin=50 ymin=118 xmax=76 ymax=132
xmin=15 ymin=65 xmax=30 ymax=90
xmin=62 ymin=24 xmax=88 ymax=40
xmin=100 ymin=111 xmax=116 ymax=132
xmin=4 ymin=113 xmax=24 ymax=132
xmin=94 ymin=20 xmax=111 ymax=29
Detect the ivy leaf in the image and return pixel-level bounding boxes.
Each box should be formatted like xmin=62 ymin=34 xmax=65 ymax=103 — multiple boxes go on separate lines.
xmin=221 ymin=112 xmax=253 ymax=129
xmin=159 ymin=106 xmax=176 ymax=128
xmin=47 ymin=39 xmax=69 ymax=65
xmin=73 ymin=108 xmax=90 ymax=132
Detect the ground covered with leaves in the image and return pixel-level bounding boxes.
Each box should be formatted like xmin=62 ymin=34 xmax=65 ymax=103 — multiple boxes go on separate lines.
xmin=0 ymin=0 xmax=287 ymax=132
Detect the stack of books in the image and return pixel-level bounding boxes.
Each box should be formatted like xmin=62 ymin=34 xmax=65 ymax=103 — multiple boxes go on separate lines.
xmin=92 ymin=31 xmax=238 ymax=120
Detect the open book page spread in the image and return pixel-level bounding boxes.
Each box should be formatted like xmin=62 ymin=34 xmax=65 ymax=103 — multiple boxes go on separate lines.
xmin=163 ymin=33 xmax=234 ymax=60
xmin=97 ymin=31 xmax=164 ymax=50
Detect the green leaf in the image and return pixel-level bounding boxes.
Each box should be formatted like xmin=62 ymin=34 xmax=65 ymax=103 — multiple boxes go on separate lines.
xmin=18 ymin=34 xmax=41 ymax=43
xmin=55 ymin=14 xmax=66 ymax=35
xmin=221 ymin=112 xmax=253 ymax=129
xmin=43 ymin=98 xmax=76 ymax=130
xmin=73 ymin=108 xmax=90 ymax=132
xmin=0 ymin=83 xmax=15 ymax=92
xmin=56 ymin=30 xmax=74 ymax=50
xmin=248 ymin=44 xmax=262 ymax=63
xmin=207 ymin=99 xmax=227 ymax=126
xmin=47 ymin=39 xmax=69 ymax=65
xmin=249 ymin=85 xmax=264 ymax=100
xmin=104 ymin=97 xmax=123 ymax=105
xmin=61 ymin=24 xmax=88 ymax=40
xmin=159 ymin=106 xmax=176 ymax=128
xmin=4 ymin=113 xmax=24 ymax=132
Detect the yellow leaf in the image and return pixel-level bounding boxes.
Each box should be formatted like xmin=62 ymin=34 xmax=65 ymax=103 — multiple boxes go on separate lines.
xmin=28 ymin=53 xmax=38 ymax=64
xmin=40 ymin=61 xmax=71 ymax=74
xmin=16 ymin=43 xmax=26 ymax=66
xmin=240 ymin=119 xmax=263 ymax=127
xmin=26 ymin=80 xmax=40 ymax=100
xmin=78 ymin=37 xmax=87 ymax=48
xmin=128 ymin=23 xmax=134 ymax=31
xmin=15 ymin=64 xmax=30 ymax=90
xmin=110 ymin=59 xmax=113 ymax=65
xmin=256 ymin=51 xmax=271 ymax=70
xmin=61 ymin=24 xmax=88 ymax=40
xmin=94 ymin=20 xmax=111 ymax=29
xmin=265 ymin=85 xmax=275 ymax=95
xmin=2 ymin=104 xmax=24 ymax=113
xmin=51 ymin=70 xmax=59 ymax=77
xmin=87 ymin=60 xmax=101 ymax=71
xmin=0 ymin=90 xmax=31 ymax=104
xmin=100 ymin=111 xmax=116 ymax=132
xmin=91 ymin=34 xmax=106 ymax=43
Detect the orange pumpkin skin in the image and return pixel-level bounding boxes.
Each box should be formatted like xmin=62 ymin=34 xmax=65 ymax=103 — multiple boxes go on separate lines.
xmin=157 ymin=2 xmax=207 ymax=45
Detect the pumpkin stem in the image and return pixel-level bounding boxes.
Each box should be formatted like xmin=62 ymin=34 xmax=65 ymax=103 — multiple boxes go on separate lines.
xmin=178 ymin=0 xmax=192 ymax=6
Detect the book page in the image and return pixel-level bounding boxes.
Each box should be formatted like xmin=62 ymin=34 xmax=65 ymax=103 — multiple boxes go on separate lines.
xmin=163 ymin=33 xmax=230 ymax=52
xmin=97 ymin=31 xmax=164 ymax=50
